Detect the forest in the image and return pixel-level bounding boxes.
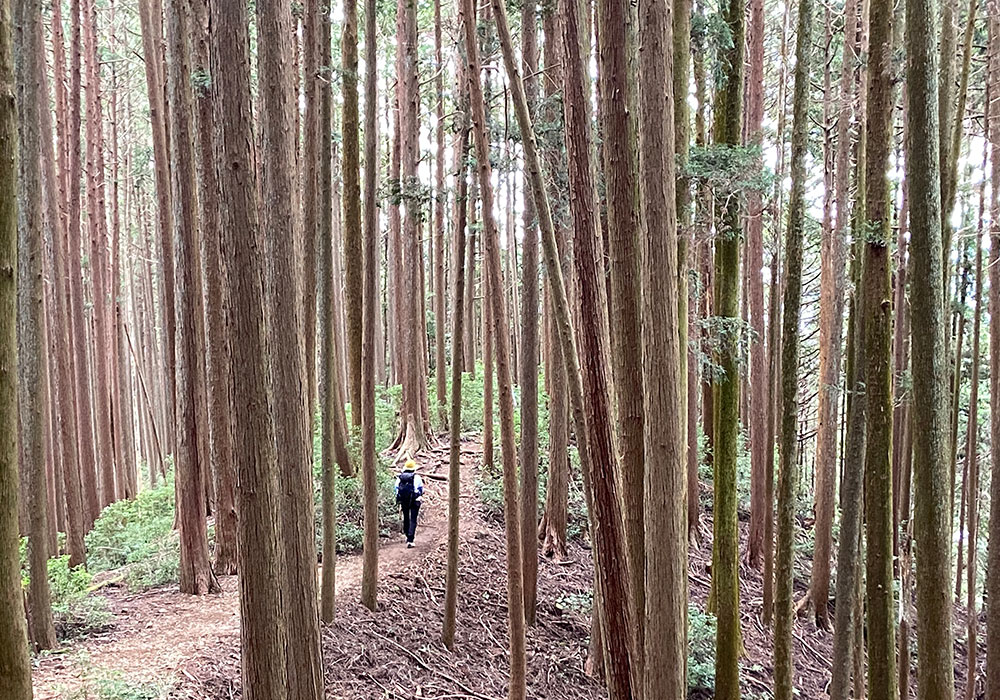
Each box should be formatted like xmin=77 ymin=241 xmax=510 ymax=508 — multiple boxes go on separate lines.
xmin=0 ymin=0 xmax=997 ymax=694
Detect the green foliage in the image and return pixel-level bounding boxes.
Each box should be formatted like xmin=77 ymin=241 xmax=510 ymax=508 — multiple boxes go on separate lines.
xmin=38 ymin=556 xmax=113 ymax=640
xmin=688 ymin=605 xmax=717 ymax=692
xmin=554 ymin=590 xmax=592 ymax=616
xmin=84 ymin=477 xmax=179 ymax=590
xmin=685 ymin=144 xmax=774 ymax=200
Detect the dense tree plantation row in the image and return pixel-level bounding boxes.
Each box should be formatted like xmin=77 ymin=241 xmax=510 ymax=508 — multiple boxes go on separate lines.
xmin=0 ymin=0 xmax=997 ymax=693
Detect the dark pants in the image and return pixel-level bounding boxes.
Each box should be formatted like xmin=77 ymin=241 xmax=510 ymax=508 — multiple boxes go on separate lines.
xmin=400 ymin=500 xmax=421 ymax=543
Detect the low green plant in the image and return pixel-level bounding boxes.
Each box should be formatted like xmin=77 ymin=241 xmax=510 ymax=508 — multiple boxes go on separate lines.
xmin=688 ymin=604 xmax=717 ymax=692
xmin=554 ymin=590 xmax=592 ymax=616
xmin=85 ymin=476 xmax=179 ymax=590
xmin=24 ymin=554 xmax=113 ymax=640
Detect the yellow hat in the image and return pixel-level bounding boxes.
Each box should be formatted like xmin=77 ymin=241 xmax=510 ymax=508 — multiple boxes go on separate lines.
xmin=403 ymin=459 xmax=416 ymax=471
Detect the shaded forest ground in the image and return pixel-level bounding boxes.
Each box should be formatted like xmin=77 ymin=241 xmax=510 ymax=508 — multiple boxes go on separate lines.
xmin=29 ymin=435 xmax=985 ymax=699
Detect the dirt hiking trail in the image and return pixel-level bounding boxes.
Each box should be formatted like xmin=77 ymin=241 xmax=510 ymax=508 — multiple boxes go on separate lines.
xmin=31 ymin=439 xmax=481 ymax=699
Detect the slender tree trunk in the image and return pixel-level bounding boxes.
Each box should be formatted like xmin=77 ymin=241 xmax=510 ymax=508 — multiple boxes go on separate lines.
xmin=745 ymin=0 xmax=767 ymax=572
xmin=67 ymin=0 xmax=100 ymax=528
xmin=433 ymin=0 xmax=447 ymax=428
xmin=461 ymin=0 xmax=528 ymax=693
xmin=39 ymin=31 xmax=85 ymax=567
xmin=636 ymin=0 xmax=686 ymax=690
xmin=257 ymin=0 xmax=324 ymax=691
xmin=0 ymin=0 xmax=32 ymax=684
xmin=860 ymin=0 xmax=898 ymax=696
xmin=343 ymin=0 xmax=362 ymax=426
xmin=963 ymin=167 xmax=985 ymax=700
xmin=518 ymin=0 xmax=540 ymax=627
xmin=906 ymin=0 xmax=956 ymax=690
xmin=810 ymin=0 xmax=857 ymax=627
xmin=322 ymin=0 xmax=354 ymax=621
xmin=83 ymin=0 xmax=116 ymax=507
xmin=443 ymin=122 xmax=470 ymax=651
xmin=710 ymin=0 xmax=745 ymax=689
xmin=772 ymin=0 xmax=813 ymax=694
xmin=210 ymin=0 xmax=288 ymax=690
xmin=483 ymin=269 xmax=494 ymax=469
xmin=356 ymin=0 xmax=379 ymax=612
xmin=984 ymin=10 xmax=1000 ymax=696
xmin=15 ymin=0 xmax=56 ymax=650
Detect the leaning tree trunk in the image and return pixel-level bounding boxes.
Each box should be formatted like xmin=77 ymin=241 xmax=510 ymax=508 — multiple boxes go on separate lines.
xmin=906 ymin=0 xmax=956 ymax=692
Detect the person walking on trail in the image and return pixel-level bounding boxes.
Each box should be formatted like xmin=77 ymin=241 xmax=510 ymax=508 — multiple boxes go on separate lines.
xmin=396 ymin=459 xmax=424 ymax=548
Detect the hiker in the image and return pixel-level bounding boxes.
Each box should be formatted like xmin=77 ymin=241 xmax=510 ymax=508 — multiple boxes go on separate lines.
xmin=395 ymin=459 xmax=424 ymax=548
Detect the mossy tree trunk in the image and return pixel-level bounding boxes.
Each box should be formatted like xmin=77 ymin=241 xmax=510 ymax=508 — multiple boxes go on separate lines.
xmin=710 ymin=0 xmax=745 ymax=690
xmin=906 ymin=0 xmax=956 ymax=692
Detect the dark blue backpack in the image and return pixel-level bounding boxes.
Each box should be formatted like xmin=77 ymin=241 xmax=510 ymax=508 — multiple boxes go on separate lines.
xmin=397 ymin=472 xmax=416 ymax=505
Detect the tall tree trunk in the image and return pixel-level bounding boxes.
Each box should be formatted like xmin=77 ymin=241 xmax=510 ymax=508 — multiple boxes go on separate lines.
xmin=394 ymin=0 xmax=429 ymax=457
xmin=83 ymin=0 xmax=116 ymax=507
xmin=165 ymin=0 xmax=218 ymax=596
xmin=461 ymin=0 xmax=528 ymax=693
xmin=518 ymin=0 xmax=541 ymax=627
xmin=984 ymin=10 xmax=1000 ymax=696
xmin=15 ymin=0 xmax=56 ymax=650
xmin=67 ymin=0 xmax=100 ymax=528
xmin=963 ymin=166 xmax=985 ymax=700
xmin=443 ymin=122 xmax=470 ymax=651
xmin=189 ymin=0 xmax=236 ymax=575
xmin=861 ymin=0 xmax=897 ymax=695
xmin=598 ymin=0 xmax=644 ymax=674
xmin=745 ymin=0 xmax=767 ymax=571
xmin=0 ymin=0 xmax=32 ymax=685
xmin=356 ymin=0 xmax=379 ymax=612
xmin=210 ymin=0 xmax=288 ymax=689
xmin=257 ymin=0 xmax=324 ymax=691
xmin=39 ymin=27 xmax=85 ymax=567
xmin=433 ymin=0 xmax=447 ymax=428
xmin=710 ymin=0 xmax=745 ymax=689
xmin=343 ymin=0 xmax=362 ymax=427
xmin=810 ymin=0 xmax=857 ymax=627
xmin=772 ymin=0 xmax=813 ymax=693
xmin=906 ymin=0 xmax=956 ymax=690
xmin=636 ymin=0 xmax=686 ymax=691
xmin=322 ymin=0 xmax=354 ymax=621
xmin=538 ymin=33 xmax=571 ymax=559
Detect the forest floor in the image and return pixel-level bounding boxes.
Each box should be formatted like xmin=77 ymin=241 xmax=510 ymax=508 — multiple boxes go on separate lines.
xmin=29 ymin=435 xmax=986 ymax=699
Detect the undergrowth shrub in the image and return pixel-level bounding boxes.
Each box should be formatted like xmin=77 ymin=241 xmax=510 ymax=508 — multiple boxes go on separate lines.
xmin=688 ymin=604 xmax=717 ymax=693
xmin=20 ymin=541 xmax=113 ymax=641
xmin=85 ymin=475 xmax=179 ymax=590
